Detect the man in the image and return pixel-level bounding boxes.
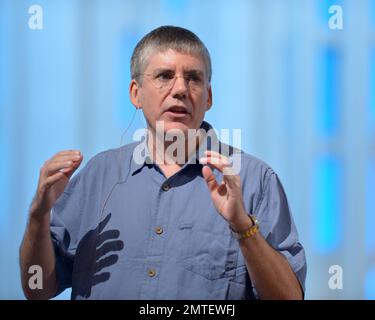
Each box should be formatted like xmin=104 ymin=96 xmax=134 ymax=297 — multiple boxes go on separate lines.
xmin=20 ymin=26 xmax=306 ymax=299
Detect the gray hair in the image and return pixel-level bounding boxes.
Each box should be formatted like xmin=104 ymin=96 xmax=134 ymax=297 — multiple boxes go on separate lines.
xmin=131 ymin=26 xmax=212 ymax=84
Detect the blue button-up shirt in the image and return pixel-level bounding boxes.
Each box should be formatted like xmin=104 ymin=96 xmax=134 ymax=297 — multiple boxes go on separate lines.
xmin=51 ymin=121 xmax=306 ymax=300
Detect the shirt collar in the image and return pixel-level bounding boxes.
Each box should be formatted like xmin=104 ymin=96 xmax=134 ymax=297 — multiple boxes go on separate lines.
xmin=130 ymin=121 xmax=221 ymax=175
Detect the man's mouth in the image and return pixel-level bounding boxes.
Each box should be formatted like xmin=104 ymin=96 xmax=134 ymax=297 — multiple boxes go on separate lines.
xmin=165 ymin=106 xmax=190 ymax=115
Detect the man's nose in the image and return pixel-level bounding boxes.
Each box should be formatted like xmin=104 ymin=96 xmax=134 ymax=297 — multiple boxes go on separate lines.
xmin=170 ymin=76 xmax=188 ymax=99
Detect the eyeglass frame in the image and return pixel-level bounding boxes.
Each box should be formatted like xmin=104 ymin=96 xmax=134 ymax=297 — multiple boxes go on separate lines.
xmin=134 ymin=68 xmax=209 ymax=92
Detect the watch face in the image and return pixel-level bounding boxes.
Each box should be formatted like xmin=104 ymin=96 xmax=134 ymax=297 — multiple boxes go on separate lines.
xmin=250 ymin=215 xmax=258 ymax=225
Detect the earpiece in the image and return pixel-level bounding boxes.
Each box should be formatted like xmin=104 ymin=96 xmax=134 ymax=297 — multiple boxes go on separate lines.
xmin=98 ymin=107 xmax=139 ymax=227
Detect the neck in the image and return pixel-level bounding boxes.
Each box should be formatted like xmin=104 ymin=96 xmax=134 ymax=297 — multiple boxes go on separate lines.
xmin=147 ymin=128 xmax=205 ymax=167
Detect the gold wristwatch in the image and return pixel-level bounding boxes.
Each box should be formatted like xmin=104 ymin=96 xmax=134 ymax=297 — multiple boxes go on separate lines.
xmin=230 ymin=214 xmax=259 ymax=240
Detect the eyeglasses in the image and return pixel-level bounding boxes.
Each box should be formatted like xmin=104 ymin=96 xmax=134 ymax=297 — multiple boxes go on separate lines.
xmin=138 ymin=70 xmax=207 ymax=92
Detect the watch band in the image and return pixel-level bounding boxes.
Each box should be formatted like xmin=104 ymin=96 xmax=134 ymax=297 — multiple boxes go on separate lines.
xmin=230 ymin=215 xmax=259 ymax=240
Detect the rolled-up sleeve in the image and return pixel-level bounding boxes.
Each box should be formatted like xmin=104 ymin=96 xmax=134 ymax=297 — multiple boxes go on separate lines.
xmin=50 ymin=172 xmax=83 ymax=296
xmin=255 ymin=169 xmax=307 ymax=294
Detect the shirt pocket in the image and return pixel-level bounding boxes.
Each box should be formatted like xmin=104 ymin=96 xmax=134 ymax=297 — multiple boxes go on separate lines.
xmin=178 ymin=223 xmax=238 ymax=280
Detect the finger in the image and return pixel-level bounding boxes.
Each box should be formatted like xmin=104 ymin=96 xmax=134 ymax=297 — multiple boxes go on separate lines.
xmin=41 ymin=153 xmax=82 ymax=176
xmin=205 ymin=150 xmax=225 ymax=158
xmin=222 ymin=171 xmax=241 ymax=189
xmin=95 ymin=254 xmax=119 ymax=273
xmin=199 ymin=156 xmax=231 ymax=173
xmin=96 ymin=240 xmax=124 ymax=259
xmin=51 ymin=153 xmax=83 ymax=163
xmin=71 ymin=155 xmax=83 ymax=167
xmin=201 ymin=154 xmax=237 ymax=176
xmin=202 ymin=165 xmax=219 ymax=192
xmin=204 ymin=150 xmax=232 ymax=165
xmin=43 ymin=171 xmax=66 ymax=189
xmin=222 ymin=166 xmax=235 ymax=176
xmin=203 ymin=154 xmax=232 ymax=168
xmin=54 ymin=150 xmax=82 ymax=157
xmin=62 ymin=157 xmax=84 ymax=179
xmin=45 ymin=160 xmax=76 ymax=176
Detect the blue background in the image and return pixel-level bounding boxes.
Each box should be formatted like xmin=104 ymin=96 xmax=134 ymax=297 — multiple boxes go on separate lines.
xmin=0 ymin=0 xmax=374 ymax=299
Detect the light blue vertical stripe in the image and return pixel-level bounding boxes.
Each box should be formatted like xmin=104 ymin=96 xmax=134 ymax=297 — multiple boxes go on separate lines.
xmin=365 ymin=266 xmax=375 ymax=299
xmin=161 ymin=0 xmax=187 ymax=14
xmin=313 ymin=155 xmax=342 ymax=254
xmin=0 ymin=0 xmax=13 ymax=299
xmin=370 ymin=49 xmax=375 ymax=128
xmin=23 ymin=0 xmax=79 ymax=299
xmin=3 ymin=0 xmax=30 ymax=299
xmin=283 ymin=39 xmax=294 ymax=148
xmin=366 ymin=160 xmax=375 ymax=255
xmin=211 ymin=0 xmax=252 ymax=152
xmin=317 ymin=47 xmax=341 ymax=137
xmin=0 ymin=0 xmax=12 ymax=233
xmin=113 ymin=32 xmax=142 ymax=142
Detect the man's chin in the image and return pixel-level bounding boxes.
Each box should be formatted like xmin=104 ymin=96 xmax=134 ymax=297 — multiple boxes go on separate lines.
xmin=163 ymin=121 xmax=191 ymax=134
xmin=152 ymin=118 xmax=200 ymax=137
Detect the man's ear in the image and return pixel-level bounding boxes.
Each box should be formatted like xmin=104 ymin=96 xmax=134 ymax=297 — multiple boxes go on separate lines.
xmin=129 ymin=79 xmax=142 ymax=109
xmin=206 ymin=85 xmax=213 ymax=111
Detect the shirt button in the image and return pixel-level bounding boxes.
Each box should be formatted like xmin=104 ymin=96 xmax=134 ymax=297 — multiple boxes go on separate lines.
xmin=162 ymin=183 xmax=170 ymax=191
xmin=148 ymin=269 xmax=156 ymax=277
xmin=155 ymin=227 xmax=163 ymax=235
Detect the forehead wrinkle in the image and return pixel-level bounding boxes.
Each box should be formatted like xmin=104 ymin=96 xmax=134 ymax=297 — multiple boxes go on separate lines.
xmin=143 ymin=49 xmax=206 ymax=75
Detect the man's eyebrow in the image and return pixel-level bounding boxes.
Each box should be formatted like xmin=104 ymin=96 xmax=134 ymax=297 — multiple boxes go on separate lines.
xmin=184 ymin=69 xmax=204 ymax=75
xmin=151 ymin=68 xmax=204 ymax=74
xmin=152 ymin=67 xmax=174 ymax=74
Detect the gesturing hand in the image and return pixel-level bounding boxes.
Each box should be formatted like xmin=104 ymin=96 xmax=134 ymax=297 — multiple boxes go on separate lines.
xmin=30 ymin=150 xmax=83 ymax=216
xmin=200 ymin=150 xmax=252 ymax=231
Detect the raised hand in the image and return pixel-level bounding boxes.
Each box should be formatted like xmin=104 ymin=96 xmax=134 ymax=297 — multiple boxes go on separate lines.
xmin=200 ymin=150 xmax=252 ymax=232
xmin=30 ymin=150 xmax=83 ymax=216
